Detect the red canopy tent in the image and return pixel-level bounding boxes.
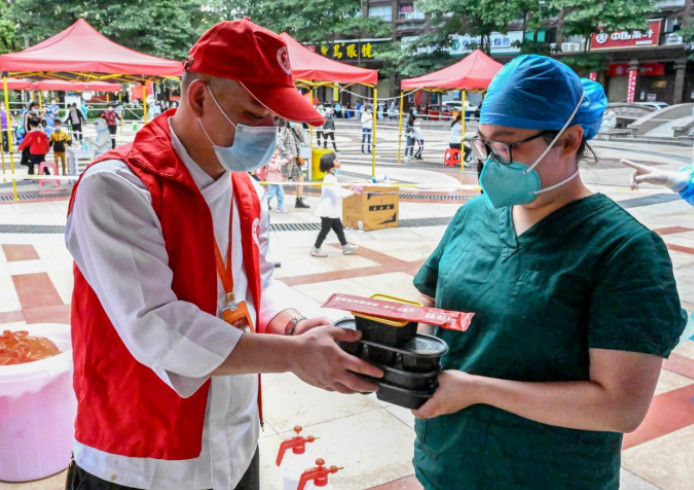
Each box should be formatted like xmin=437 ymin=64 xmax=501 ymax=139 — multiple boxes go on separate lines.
xmin=84 ymin=81 xmax=122 ymax=93
xmin=400 ymin=49 xmax=502 ymax=91
xmin=0 ymin=19 xmax=182 ymax=79
xmin=0 ymin=18 xmax=182 ymax=198
xmin=1 ymin=78 xmax=32 ymax=90
xmin=398 ymin=50 xmax=504 ymax=163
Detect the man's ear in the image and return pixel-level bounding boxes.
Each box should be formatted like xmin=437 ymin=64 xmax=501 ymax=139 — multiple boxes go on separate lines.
xmin=561 ymin=125 xmax=584 ymax=155
xmin=187 ymin=79 xmax=207 ymax=118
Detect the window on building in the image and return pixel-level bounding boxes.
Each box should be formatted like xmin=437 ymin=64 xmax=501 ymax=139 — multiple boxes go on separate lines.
xmin=369 ymin=4 xmax=392 ymax=21
xmin=654 ymin=0 xmax=685 ymax=7
xmin=398 ymin=3 xmax=425 ymax=20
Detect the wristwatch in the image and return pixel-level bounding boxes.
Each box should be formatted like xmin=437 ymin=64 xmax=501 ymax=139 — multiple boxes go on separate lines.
xmin=284 ymin=316 xmax=307 ymax=336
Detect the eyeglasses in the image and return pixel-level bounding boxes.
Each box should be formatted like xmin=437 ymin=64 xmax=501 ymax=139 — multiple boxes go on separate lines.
xmin=467 ymin=131 xmax=550 ymax=165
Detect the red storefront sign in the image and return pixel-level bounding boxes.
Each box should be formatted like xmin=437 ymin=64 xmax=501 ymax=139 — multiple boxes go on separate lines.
xmin=591 ymin=20 xmax=662 ymax=50
xmin=589 ymin=72 xmax=597 ymax=81
xmin=626 ymin=69 xmax=638 ymax=103
xmin=606 ymin=62 xmax=665 ymax=77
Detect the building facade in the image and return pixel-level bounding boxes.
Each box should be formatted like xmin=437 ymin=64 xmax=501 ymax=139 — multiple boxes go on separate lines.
xmin=359 ymin=0 xmax=694 ymax=105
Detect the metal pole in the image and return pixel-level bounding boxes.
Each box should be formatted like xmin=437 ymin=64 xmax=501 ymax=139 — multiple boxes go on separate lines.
xmin=38 ymin=91 xmax=42 ymax=110
xmin=3 ymin=77 xmax=18 ymax=200
xmin=119 ymin=92 xmax=123 ymax=139
xmin=142 ymin=82 xmax=148 ymax=123
xmin=461 ymin=90 xmax=466 ymax=172
xmin=309 ymin=88 xmax=314 ymax=181
xmin=397 ymin=90 xmax=404 ymax=163
xmin=0 ymin=101 xmax=5 ymax=179
xmin=371 ymin=87 xmax=377 ymax=178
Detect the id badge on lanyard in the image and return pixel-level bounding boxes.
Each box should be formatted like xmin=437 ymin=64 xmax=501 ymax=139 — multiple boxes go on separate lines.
xmin=214 ymin=196 xmax=254 ymax=332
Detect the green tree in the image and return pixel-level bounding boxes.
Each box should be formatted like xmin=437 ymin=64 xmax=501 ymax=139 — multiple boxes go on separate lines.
xmin=10 ymin=0 xmax=212 ymax=61
xmin=377 ymin=0 xmax=531 ymax=79
xmin=207 ymin=0 xmax=389 ymax=43
xmin=555 ymin=0 xmax=656 ymax=54
xmin=516 ymin=0 xmax=560 ymax=54
xmin=0 ymin=0 xmax=19 ymax=54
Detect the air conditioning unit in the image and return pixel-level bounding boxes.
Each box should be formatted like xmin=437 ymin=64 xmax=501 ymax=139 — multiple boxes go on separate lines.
xmin=664 ymin=33 xmax=684 ymax=45
xmin=561 ymin=42 xmax=581 ymax=52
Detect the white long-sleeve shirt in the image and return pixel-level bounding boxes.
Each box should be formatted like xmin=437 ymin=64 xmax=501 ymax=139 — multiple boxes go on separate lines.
xmin=314 ymin=172 xmax=354 ymax=219
xmin=65 ymin=122 xmax=304 ymax=490
xmin=360 ymin=111 xmax=373 ymax=129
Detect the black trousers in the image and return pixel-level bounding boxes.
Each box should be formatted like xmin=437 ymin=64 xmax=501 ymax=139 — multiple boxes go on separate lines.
xmin=65 ymin=446 xmax=260 ymax=490
xmin=315 ymin=217 xmax=347 ymax=248
xmin=27 ymin=154 xmax=46 ymax=175
xmin=450 ymin=143 xmax=471 ymax=161
xmin=108 ymin=125 xmax=117 ymax=149
xmin=322 ymin=131 xmax=337 ymax=150
xmin=1 ymin=129 xmax=9 ymax=152
xmin=71 ymin=122 xmax=83 ymax=141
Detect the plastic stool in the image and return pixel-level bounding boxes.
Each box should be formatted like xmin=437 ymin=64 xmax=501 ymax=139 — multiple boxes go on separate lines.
xmin=444 ymin=148 xmax=462 ymax=168
xmin=38 ymin=161 xmax=60 ymax=187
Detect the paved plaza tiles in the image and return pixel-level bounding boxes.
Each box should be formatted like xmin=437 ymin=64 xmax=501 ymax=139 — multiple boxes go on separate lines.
xmin=1 ymin=153 xmax=694 ymax=489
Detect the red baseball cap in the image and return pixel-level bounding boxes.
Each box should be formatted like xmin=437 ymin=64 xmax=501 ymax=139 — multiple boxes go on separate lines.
xmin=185 ymin=19 xmax=324 ymax=126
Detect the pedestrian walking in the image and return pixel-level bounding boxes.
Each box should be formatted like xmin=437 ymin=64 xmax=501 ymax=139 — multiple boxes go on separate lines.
xmin=263 ymin=148 xmax=288 ymax=213
xmin=49 ymin=120 xmax=72 ymax=175
xmin=65 ymin=103 xmax=85 ymax=142
xmin=100 ymin=103 xmax=122 ymax=149
xmin=311 ymin=153 xmax=359 ymax=257
xmin=18 ymin=117 xmax=50 ymax=175
xmin=413 ymin=117 xmax=424 ymax=159
xmin=278 ymin=119 xmax=310 ymax=208
xmin=404 ymin=110 xmax=416 ymax=160
xmin=361 ymin=107 xmax=373 ymax=153
xmin=322 ymin=107 xmax=337 ymax=151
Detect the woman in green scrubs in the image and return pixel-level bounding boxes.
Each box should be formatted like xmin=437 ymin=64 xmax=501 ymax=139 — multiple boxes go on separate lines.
xmin=412 ymin=55 xmax=687 ymax=490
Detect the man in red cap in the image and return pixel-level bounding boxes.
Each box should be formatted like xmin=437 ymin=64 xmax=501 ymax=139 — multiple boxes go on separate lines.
xmin=65 ymin=19 xmax=381 ymax=490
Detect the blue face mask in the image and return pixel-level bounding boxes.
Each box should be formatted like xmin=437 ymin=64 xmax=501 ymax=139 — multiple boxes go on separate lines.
xmin=199 ymin=85 xmax=277 ymax=173
xmin=479 ymin=92 xmax=585 ymax=209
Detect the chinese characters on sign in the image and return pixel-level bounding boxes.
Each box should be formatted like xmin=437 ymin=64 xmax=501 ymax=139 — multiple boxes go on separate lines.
xmin=310 ymin=40 xmax=378 ymax=60
xmin=627 ymin=68 xmax=638 ymax=103
xmin=590 ymin=20 xmax=662 ymax=50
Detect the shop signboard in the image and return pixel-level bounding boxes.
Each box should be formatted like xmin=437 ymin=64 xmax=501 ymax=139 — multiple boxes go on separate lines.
xmin=605 ymin=62 xmax=665 ymax=77
xmin=591 ymin=20 xmax=662 ymax=50
xmin=450 ymin=31 xmax=524 ymax=56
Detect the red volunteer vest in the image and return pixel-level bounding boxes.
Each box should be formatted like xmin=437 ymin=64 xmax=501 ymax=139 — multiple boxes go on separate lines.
xmin=67 ymin=109 xmax=263 ymax=460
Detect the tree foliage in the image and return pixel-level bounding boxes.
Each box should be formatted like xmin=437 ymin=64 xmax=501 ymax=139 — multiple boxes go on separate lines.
xmin=208 ymin=0 xmax=389 ymax=43
xmin=0 ymin=1 xmax=19 ymax=54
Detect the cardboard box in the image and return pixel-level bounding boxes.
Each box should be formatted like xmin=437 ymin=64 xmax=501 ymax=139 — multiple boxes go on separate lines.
xmin=342 ymin=186 xmax=399 ymax=231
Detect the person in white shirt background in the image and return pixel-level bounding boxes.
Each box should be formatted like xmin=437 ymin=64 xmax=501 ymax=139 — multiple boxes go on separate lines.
xmin=65 ymin=19 xmax=382 ymax=490
xmin=361 ymin=106 xmax=373 ymax=153
xmin=311 ymin=153 xmax=360 ymax=257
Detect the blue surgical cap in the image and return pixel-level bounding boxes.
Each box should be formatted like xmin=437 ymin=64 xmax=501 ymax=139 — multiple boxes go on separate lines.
xmin=480 ymin=55 xmax=608 ymax=140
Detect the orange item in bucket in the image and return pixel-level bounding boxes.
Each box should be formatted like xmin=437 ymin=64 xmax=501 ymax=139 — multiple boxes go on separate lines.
xmin=0 ymin=330 xmax=61 ymax=365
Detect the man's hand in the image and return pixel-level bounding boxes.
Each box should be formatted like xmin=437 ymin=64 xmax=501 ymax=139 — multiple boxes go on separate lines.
xmin=290 ymin=326 xmax=383 ymax=394
xmin=621 ymin=159 xmax=689 ymax=192
xmin=412 ymin=370 xmax=482 ymax=419
xmin=293 ymin=316 xmax=332 ymax=336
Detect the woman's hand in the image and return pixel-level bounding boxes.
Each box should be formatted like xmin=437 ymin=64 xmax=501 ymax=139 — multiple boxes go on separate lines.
xmin=621 ymin=159 xmax=689 ymax=192
xmin=412 ymin=370 xmax=483 ymax=419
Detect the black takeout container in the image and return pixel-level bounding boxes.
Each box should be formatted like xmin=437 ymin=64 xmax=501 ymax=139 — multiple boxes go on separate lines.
xmin=374 ymin=381 xmax=435 ymax=409
xmin=353 ymin=314 xmax=417 ymax=348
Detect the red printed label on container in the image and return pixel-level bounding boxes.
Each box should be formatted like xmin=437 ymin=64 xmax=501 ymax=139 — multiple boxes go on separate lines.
xmin=322 ymin=294 xmax=474 ymax=332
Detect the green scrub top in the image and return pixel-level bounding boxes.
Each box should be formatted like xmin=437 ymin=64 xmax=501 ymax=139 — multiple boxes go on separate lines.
xmin=413 ymin=193 xmax=686 ymax=490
